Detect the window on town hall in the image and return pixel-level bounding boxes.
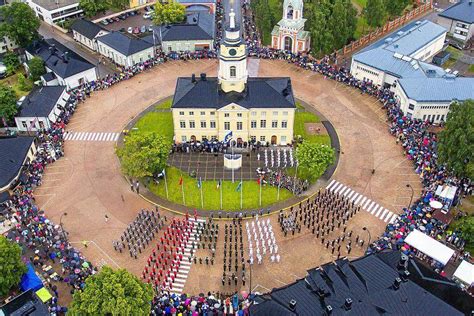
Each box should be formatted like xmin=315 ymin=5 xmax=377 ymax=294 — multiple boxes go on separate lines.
xmin=224 ymin=122 xmax=230 ymax=130
xmin=180 ymin=121 xmax=186 ymax=128
xmin=251 ymin=121 xmax=257 ymax=128
xmin=282 ymin=120 xmax=288 ymax=128
xmin=237 ymin=122 xmax=243 ymax=130
xmin=287 ymin=5 xmax=293 ymax=19
xmin=210 ymin=121 xmax=216 ymax=128
xmin=225 ymin=113 xmax=230 ymax=117
xmin=272 ymin=120 xmax=278 ymax=128
xmin=201 ymin=121 xmax=206 ymax=128
xmin=189 ymin=121 xmax=195 ymax=128
xmin=230 ymin=66 xmax=236 ymax=78
xmin=260 ymin=120 xmax=266 ymax=128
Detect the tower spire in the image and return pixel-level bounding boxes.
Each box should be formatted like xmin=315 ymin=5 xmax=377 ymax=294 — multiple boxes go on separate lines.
xmin=229 ymin=9 xmax=236 ymax=29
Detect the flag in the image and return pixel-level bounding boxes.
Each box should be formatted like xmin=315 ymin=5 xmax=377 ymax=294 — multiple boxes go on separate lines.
xmin=276 ymin=172 xmax=281 ymax=185
xmin=236 ymin=181 xmax=242 ymax=192
xmin=224 ymin=130 xmax=233 ymax=143
xmin=216 ymin=179 xmax=221 ymax=189
xmin=257 ymin=176 xmax=263 ymax=185
xmin=158 ymin=169 xmax=166 ymax=177
xmin=178 ymin=177 xmax=183 ymax=186
xmin=197 ymin=177 xmax=202 ymax=189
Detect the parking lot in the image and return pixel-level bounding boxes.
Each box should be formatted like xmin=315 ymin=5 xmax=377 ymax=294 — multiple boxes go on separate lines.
xmin=98 ymin=7 xmax=155 ymax=36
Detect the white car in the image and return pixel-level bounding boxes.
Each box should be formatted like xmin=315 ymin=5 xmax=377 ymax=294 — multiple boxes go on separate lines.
xmin=0 ymin=62 xmax=6 ymax=78
xmin=143 ymin=12 xmax=153 ymax=19
xmin=127 ymin=27 xmax=133 ymax=34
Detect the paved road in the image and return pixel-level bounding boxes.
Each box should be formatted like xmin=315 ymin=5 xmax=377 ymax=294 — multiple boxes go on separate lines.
xmin=38 ymin=22 xmax=116 ymax=77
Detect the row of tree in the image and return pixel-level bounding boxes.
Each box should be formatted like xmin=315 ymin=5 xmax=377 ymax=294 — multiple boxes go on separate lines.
xmin=364 ymin=0 xmax=412 ymax=28
xmin=0 ymin=3 xmax=40 ymax=49
xmin=79 ymin=0 xmax=130 ymax=17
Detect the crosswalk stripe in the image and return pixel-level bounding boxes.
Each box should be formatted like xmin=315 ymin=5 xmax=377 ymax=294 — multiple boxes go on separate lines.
xmin=70 ymin=132 xmax=78 ymax=140
xmin=347 ymin=190 xmax=355 ymax=199
xmin=357 ymin=196 xmax=366 ymax=206
xmin=177 ymin=273 xmax=187 ymax=278
xmin=379 ymin=209 xmax=388 ymax=219
xmin=173 ymin=278 xmax=186 ymax=284
xmin=64 ymin=133 xmax=72 ymax=140
xmin=362 ymin=198 xmax=371 ymax=209
xmin=98 ymin=133 xmax=105 ymax=141
xmin=113 ymin=133 xmax=120 ymax=141
xmin=383 ymin=210 xmax=393 ymax=222
xmin=82 ymin=132 xmax=90 ymax=141
xmin=106 ymin=133 xmax=113 ymax=141
xmin=366 ymin=201 xmax=376 ymax=212
xmin=93 ymin=133 xmax=100 ymax=141
xmin=389 ymin=213 xmax=398 ymax=224
xmin=350 ymin=192 xmax=359 ymax=201
xmin=101 ymin=133 xmax=108 ymax=141
xmin=334 ymin=183 xmax=344 ymax=194
xmin=327 ymin=179 xmax=336 ymax=190
xmin=374 ymin=206 xmax=383 ymax=217
xmin=87 ymin=133 xmax=94 ymax=141
xmin=341 ymin=186 xmax=351 ymax=196
xmin=371 ymin=205 xmax=381 ymax=215
xmin=107 ymin=133 xmax=115 ymax=141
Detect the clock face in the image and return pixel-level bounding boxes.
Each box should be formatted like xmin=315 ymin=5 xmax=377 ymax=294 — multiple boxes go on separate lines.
xmin=229 ymin=48 xmax=237 ymax=56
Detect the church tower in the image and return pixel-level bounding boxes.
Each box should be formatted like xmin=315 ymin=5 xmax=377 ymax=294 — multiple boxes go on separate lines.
xmin=218 ymin=9 xmax=248 ymax=93
xmin=271 ymin=0 xmax=310 ymax=54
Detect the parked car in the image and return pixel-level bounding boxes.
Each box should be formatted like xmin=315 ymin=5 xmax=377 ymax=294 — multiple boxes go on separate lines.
xmin=127 ymin=26 xmax=133 ymax=34
xmin=100 ymin=19 xmax=109 ymax=26
xmin=119 ymin=14 xmax=126 ymax=20
xmin=133 ymin=27 xmax=140 ymax=34
xmin=143 ymin=12 xmax=153 ymax=19
xmin=140 ymin=25 xmax=147 ymax=33
xmin=119 ymin=27 xmax=126 ymax=33
xmin=0 ymin=62 xmax=6 ymax=78
xmin=148 ymin=25 xmax=153 ymax=32
xmin=113 ymin=17 xmax=120 ymax=22
xmin=107 ymin=18 xmax=114 ymax=24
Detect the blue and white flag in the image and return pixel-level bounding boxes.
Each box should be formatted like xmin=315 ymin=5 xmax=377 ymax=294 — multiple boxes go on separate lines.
xmin=197 ymin=177 xmax=202 ymax=189
xmin=236 ymin=181 xmax=242 ymax=192
xmin=224 ymin=130 xmax=233 ymax=143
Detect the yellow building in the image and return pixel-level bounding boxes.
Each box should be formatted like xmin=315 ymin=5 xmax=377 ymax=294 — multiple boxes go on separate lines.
xmin=171 ymin=9 xmax=296 ymax=145
xmin=129 ymin=0 xmax=154 ymax=8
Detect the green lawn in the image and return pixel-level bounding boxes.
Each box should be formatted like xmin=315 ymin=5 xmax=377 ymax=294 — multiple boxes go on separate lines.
xmin=155 ymin=99 xmax=172 ymax=109
xmin=352 ymin=0 xmax=367 ymax=9
xmin=148 ymin=166 xmax=293 ymax=211
xmin=294 ymin=107 xmax=331 ymax=146
xmin=469 ymin=64 xmax=474 ymax=73
xmin=132 ymin=111 xmax=174 ymax=143
xmin=0 ymin=72 xmax=32 ymax=98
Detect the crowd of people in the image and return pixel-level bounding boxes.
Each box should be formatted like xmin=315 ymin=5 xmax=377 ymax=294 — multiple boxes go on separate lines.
xmin=113 ymin=209 xmax=165 ymax=259
xmin=221 ymin=218 xmax=247 ymax=288
xmin=246 ymin=216 xmax=280 ymax=264
xmin=2 ymin=123 xmax=96 ymax=314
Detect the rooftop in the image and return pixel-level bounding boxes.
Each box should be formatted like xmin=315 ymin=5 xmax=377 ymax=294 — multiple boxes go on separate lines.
xmin=18 ymin=86 xmax=66 ymax=118
xmin=250 ymin=251 xmax=471 ymax=315
xmin=0 ymin=137 xmax=35 ymax=190
xmin=144 ymin=11 xmax=214 ymax=44
xmin=97 ymin=32 xmax=153 ymax=56
xmin=172 ymin=77 xmax=296 ymax=109
xmin=398 ymin=76 xmax=474 ymax=102
xmin=71 ymin=19 xmax=108 ymax=40
xmin=26 ymin=38 xmax=95 ymax=79
xmin=31 ymin=0 xmax=80 ymax=10
xmin=439 ymin=0 xmax=474 ymax=24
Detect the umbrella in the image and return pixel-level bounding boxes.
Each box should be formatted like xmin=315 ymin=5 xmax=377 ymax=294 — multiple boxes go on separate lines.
xmin=82 ymin=262 xmax=89 ymax=268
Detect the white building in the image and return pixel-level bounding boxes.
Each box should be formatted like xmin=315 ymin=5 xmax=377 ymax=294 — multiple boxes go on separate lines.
xmin=271 ymin=0 xmax=310 ymax=53
xmin=0 ymin=35 xmax=18 ymax=54
xmin=172 ymin=10 xmax=296 ymax=145
xmin=26 ymin=0 xmax=83 ymax=26
xmin=395 ymin=76 xmax=474 ymax=122
xmin=25 ymin=38 xmax=97 ymax=89
xmin=351 ymin=20 xmax=447 ymax=87
xmin=15 ymin=86 xmax=70 ymax=132
xmin=437 ymin=0 xmax=474 ymax=43
xmin=97 ymin=32 xmax=154 ymax=67
xmin=71 ymin=19 xmax=109 ymax=52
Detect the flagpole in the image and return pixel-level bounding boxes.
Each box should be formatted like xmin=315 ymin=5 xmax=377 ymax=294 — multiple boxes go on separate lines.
xmin=231 ymin=142 xmax=235 ymax=183
xmin=292 ymin=163 xmax=298 ymax=194
xmin=277 ymin=171 xmax=281 ymax=201
xmin=220 ymin=180 xmax=223 ymax=209
xmin=164 ymin=170 xmax=169 ymax=199
xmin=240 ymin=178 xmax=243 ymax=210
xmin=259 ymin=176 xmax=262 ymax=207
xmin=181 ymin=177 xmax=186 ymax=206
xmin=200 ymin=178 xmax=204 ymax=209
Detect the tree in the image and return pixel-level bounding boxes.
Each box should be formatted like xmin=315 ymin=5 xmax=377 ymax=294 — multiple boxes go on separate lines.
xmin=438 ymin=100 xmax=474 ymax=180
xmin=295 ymin=141 xmax=335 ymax=179
xmin=116 ymin=133 xmax=170 ymax=179
xmin=108 ymin=0 xmax=129 ymax=10
xmin=0 ymin=2 xmax=40 ymax=48
xmin=79 ymin=0 xmax=109 ymax=18
xmin=0 ymin=84 xmax=18 ymax=124
xmin=69 ymin=267 xmax=153 ymax=315
xmin=364 ymin=0 xmax=386 ymax=28
xmin=384 ymin=0 xmax=409 ymax=18
xmin=0 ymin=236 xmax=27 ymax=297
xmin=3 ymin=52 xmax=20 ymax=76
xmin=27 ymin=57 xmax=45 ymax=82
xmin=17 ymin=73 xmax=32 ymax=92
xmin=451 ymin=216 xmax=474 ymax=246
xmin=153 ymin=1 xmax=186 ymax=25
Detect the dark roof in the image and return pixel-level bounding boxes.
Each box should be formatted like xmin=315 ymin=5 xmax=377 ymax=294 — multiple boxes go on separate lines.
xmin=97 ymin=32 xmax=153 ymax=56
xmin=249 ymin=251 xmax=469 ymax=316
xmin=0 ymin=289 xmax=49 ymax=316
xmin=26 ymin=38 xmax=95 ymax=79
xmin=31 ymin=0 xmax=80 ymax=10
xmin=71 ymin=19 xmax=107 ymax=40
xmin=144 ymin=11 xmax=214 ymax=44
xmin=172 ymin=77 xmax=296 ymax=109
xmin=0 ymin=137 xmax=35 ymax=189
xmin=41 ymin=71 xmax=56 ymax=82
xmin=18 ymin=86 xmax=66 ymax=118
xmin=439 ymin=0 xmax=474 ymax=24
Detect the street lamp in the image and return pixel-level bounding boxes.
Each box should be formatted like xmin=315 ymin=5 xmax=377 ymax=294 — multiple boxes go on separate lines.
xmin=362 ymin=226 xmax=371 ymax=254
xmin=59 ymin=212 xmax=68 ymax=240
xmin=246 ymin=259 xmax=253 ymax=295
xmin=406 ymin=184 xmax=414 ymax=210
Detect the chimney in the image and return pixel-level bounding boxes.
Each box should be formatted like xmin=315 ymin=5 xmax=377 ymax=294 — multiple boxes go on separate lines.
xmin=397 ymin=254 xmax=408 ymax=270
xmin=64 ymin=51 xmax=69 ymax=61
xmin=326 ymin=305 xmax=333 ymax=314
xmin=288 ymin=299 xmax=296 ymax=311
xmin=400 ymin=270 xmax=410 ymax=282
xmin=393 ymin=277 xmax=402 ymax=290
xmin=344 ymin=298 xmax=353 ymax=310
xmin=200 ymin=73 xmax=206 ymax=81
xmin=191 ymin=74 xmax=196 ymax=83
xmin=317 ymin=289 xmax=326 ymax=300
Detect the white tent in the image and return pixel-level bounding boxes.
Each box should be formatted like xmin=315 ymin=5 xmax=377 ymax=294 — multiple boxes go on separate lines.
xmin=435 ymin=185 xmax=457 ymax=201
xmin=404 ymin=229 xmax=455 ymax=266
xmin=453 ymin=260 xmax=474 ymax=287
